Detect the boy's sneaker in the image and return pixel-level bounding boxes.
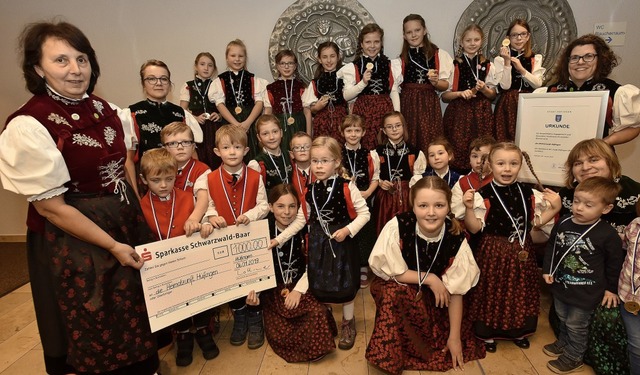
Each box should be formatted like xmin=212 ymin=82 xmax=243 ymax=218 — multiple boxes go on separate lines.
xmin=175 ymin=332 xmax=194 ymax=367
xmin=543 ymin=341 xmax=564 ymax=357
xmin=195 ymin=327 xmax=219 ymax=360
xmin=247 ymin=310 xmax=265 ymax=349
xmin=547 ymin=355 xmax=584 ymax=374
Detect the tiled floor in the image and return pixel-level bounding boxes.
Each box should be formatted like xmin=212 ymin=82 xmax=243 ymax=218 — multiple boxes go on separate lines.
xmin=0 ymin=282 xmax=595 ymax=375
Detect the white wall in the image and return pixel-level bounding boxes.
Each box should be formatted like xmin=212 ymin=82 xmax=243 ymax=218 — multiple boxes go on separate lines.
xmin=1 ymin=0 xmax=638 ymax=236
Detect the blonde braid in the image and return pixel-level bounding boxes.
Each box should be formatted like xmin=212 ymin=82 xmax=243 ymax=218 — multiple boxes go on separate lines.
xmin=522 ymin=151 xmax=544 ymax=191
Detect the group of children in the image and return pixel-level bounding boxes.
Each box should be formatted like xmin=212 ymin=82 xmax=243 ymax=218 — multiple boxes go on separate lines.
xmin=126 ymin=13 xmax=640 ymax=375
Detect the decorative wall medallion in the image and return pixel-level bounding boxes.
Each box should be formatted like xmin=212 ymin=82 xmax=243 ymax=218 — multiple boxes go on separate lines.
xmin=454 ymin=0 xmax=577 ymax=83
xmin=269 ymin=0 xmax=376 ymax=84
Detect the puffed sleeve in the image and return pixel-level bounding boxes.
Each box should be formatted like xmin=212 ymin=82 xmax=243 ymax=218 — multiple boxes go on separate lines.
xmin=413 ymin=150 xmax=427 ymax=175
xmin=337 ymin=63 xmax=366 ymax=102
xmin=521 ymin=54 xmax=545 ymax=89
xmin=493 ymin=56 xmax=512 ymax=90
xmin=0 ymin=115 xmax=69 ymax=200
xmin=345 ymin=180 xmax=371 ymax=237
xmin=437 ymin=49 xmax=455 ymax=83
xmin=612 ymin=84 xmax=640 ymax=132
xmin=441 ymin=238 xmax=480 ymax=294
xmin=408 ymin=174 xmax=422 ymax=188
xmin=254 ymin=77 xmax=268 ymax=103
xmin=533 ymin=87 xmax=547 ymax=94
xmin=193 ymin=170 xmax=211 ymax=194
xmin=390 ymin=58 xmax=403 ymax=110
xmin=369 ymin=149 xmax=380 ymax=181
xmin=184 ymin=110 xmax=203 ymax=143
xmin=484 ymin=61 xmax=500 ymax=88
xmin=302 ymin=81 xmax=318 ymax=107
xmin=112 ymin=104 xmax=135 ymax=151
xmin=470 ymin=191 xmax=488 ymax=228
xmin=368 ymin=217 xmax=408 ymax=280
xmin=451 ymin=180 xmax=465 ymax=219
xmin=179 ymin=82 xmax=190 ymax=103
xmin=208 ymin=77 xmax=225 ymax=105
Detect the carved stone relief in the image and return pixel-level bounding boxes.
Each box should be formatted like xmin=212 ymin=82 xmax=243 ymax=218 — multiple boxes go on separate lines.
xmin=268 ymin=0 xmax=376 ymax=84
xmin=454 ymin=0 xmax=577 ymax=83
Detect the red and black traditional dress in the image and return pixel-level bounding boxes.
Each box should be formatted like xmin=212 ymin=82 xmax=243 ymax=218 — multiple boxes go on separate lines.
xmin=303 ymin=70 xmax=348 ymax=142
xmin=494 ymin=52 xmax=545 ymax=141
xmin=181 ymin=76 xmax=221 ymax=168
xmin=374 ymin=140 xmax=426 ymax=233
xmin=209 ymin=70 xmax=266 ymax=160
xmin=248 ymin=149 xmax=293 ymax=191
xmin=367 ymin=213 xmax=485 ymax=374
xmin=338 ymin=55 xmax=402 ymax=150
xmin=451 ymin=171 xmax=494 ymax=249
xmin=342 ymin=145 xmax=380 ymax=265
xmin=443 ymin=55 xmax=497 ymax=171
xmin=400 ymin=47 xmax=453 ymax=151
xmin=262 ymin=216 xmax=337 ymax=362
xmin=1 ymin=88 xmax=158 ymax=374
xmin=266 ymin=78 xmax=307 ymax=153
xmin=467 ymin=181 xmax=542 ymax=340
xmin=305 ymin=176 xmax=370 ymax=303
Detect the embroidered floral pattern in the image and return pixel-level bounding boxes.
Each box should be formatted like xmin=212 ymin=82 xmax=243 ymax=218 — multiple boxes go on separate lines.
xmin=72 ymin=133 xmax=102 ymax=148
xmin=134 ymin=109 xmax=148 ymax=115
xmin=46 ymin=86 xmax=81 ymax=106
xmin=47 ymin=113 xmax=72 ymax=128
xmin=141 ymin=122 xmax=162 ymax=133
xmin=93 ymin=100 xmax=104 ymax=115
xmin=172 ymin=111 xmax=185 ymax=119
xmin=103 ymin=127 xmax=116 ymax=146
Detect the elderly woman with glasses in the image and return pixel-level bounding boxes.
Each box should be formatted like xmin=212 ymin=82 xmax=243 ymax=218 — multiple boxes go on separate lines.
xmin=126 ymin=59 xmax=202 ymax=196
xmin=536 ymin=34 xmax=640 ymax=145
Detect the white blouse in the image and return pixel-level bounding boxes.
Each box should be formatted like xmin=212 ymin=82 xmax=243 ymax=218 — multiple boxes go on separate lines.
xmin=337 ymin=57 xmax=403 ymax=110
xmin=369 ymin=218 xmax=480 ymax=295
xmin=493 ymin=53 xmax=545 ymax=90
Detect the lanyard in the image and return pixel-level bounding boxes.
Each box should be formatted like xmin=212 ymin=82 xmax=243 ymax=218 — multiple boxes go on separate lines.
xmin=409 ymin=47 xmax=430 ymax=71
xmin=415 ymin=227 xmax=444 ymax=289
xmin=274 ymin=226 xmax=295 ymax=285
xmin=386 ymin=141 xmax=407 ymax=181
xmin=360 ymin=56 xmax=377 ymax=75
xmin=490 ymin=181 xmax=527 ymax=248
xmin=631 ymin=228 xmax=640 ymax=295
xmin=548 ymin=216 xmax=601 ymax=277
xmin=229 ymin=70 xmax=245 ymax=107
xmin=149 ymin=190 xmax=175 ymax=240
xmin=266 ymin=150 xmax=289 ymax=184
xmin=463 ymin=53 xmax=480 ymax=84
xmin=219 ymin=166 xmax=248 ymax=222
xmin=179 ymin=160 xmax=196 ymax=190
xmin=192 ymin=77 xmax=212 ymax=113
xmin=311 ymin=178 xmax=338 ymax=257
xmin=281 ymin=79 xmax=294 ymax=117
xmin=345 ymin=147 xmax=359 ymax=179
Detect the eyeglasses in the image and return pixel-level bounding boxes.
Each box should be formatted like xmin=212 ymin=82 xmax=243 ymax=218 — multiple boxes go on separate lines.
xmin=384 ymin=124 xmax=403 ymax=131
xmin=291 ymin=145 xmax=311 ymax=152
xmin=509 ymin=32 xmax=529 ymax=39
xmin=144 ymin=76 xmax=170 ymax=85
xmin=569 ymin=53 xmax=598 ymax=64
xmin=164 ymin=140 xmax=195 ymax=148
xmin=310 ymin=159 xmax=335 ymax=165
xmin=278 ymin=62 xmax=296 ymax=67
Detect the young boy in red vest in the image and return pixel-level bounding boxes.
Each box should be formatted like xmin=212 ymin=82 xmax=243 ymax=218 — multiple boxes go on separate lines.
xmin=139 ymin=148 xmax=217 ymax=366
xmin=204 ymin=124 xmax=270 ymax=349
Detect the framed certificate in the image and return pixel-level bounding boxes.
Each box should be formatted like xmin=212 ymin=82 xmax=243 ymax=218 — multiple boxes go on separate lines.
xmin=515 ymin=91 xmax=608 ymax=187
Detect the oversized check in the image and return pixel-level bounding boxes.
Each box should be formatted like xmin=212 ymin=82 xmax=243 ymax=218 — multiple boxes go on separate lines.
xmin=135 ymin=219 xmax=275 ymax=332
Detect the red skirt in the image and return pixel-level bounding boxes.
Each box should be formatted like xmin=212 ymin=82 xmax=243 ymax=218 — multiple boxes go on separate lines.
xmin=352 ymin=94 xmax=394 ymax=150
xmin=366 ymin=277 xmax=486 ymax=374
xmin=467 ymin=234 xmax=539 ymax=340
xmin=494 ymin=89 xmax=530 ymax=142
xmin=374 ymin=180 xmax=410 ymax=233
xmin=442 ymin=97 xmax=494 ymax=171
xmin=262 ymin=285 xmax=336 ymax=362
xmin=312 ymin=104 xmax=348 ymax=143
xmin=400 ymin=83 xmax=443 ymax=152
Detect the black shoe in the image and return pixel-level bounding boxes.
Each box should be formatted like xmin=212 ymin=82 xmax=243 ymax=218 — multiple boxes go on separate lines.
xmin=514 ymin=338 xmax=530 ymax=349
xmin=211 ymin=307 xmax=221 ymax=335
xmin=195 ymin=327 xmax=219 ymax=360
xmin=175 ymin=332 xmax=194 ymax=367
xmin=247 ymin=310 xmax=265 ymax=349
xmin=484 ymin=341 xmax=497 ymax=353
xmin=230 ymin=308 xmax=248 ymax=346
